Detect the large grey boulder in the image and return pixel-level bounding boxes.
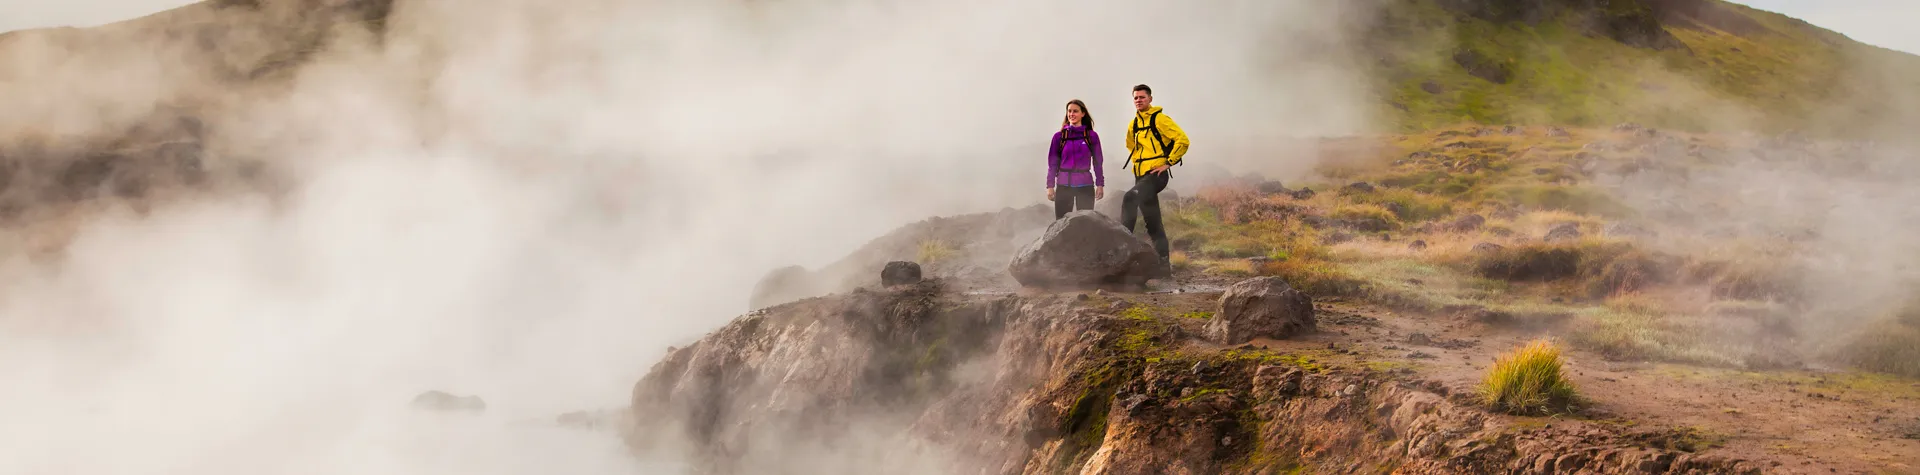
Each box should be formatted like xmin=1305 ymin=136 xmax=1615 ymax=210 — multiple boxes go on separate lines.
xmin=1008 ymin=211 xmax=1168 ymax=289
xmin=1204 ymin=277 xmax=1316 ymax=345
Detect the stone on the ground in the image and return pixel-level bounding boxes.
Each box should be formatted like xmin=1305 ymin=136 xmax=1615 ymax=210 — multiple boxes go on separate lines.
xmin=1472 ymin=242 xmax=1505 ymax=253
xmin=1408 ymin=240 xmax=1429 ymax=251
xmin=1605 ymin=222 xmax=1657 ymax=238
xmin=881 ymin=261 xmax=923 ymax=286
xmin=410 ymin=390 xmax=486 ymax=413
xmin=1257 ymin=181 xmax=1291 ymax=195
xmin=1446 ymin=214 xmax=1486 ymax=233
xmin=749 ymin=265 xmax=816 ymax=310
xmin=1544 ymin=222 xmax=1582 ymax=242
xmin=1008 ymin=210 xmax=1168 ymax=289
xmin=1204 ymin=276 xmax=1316 ymax=345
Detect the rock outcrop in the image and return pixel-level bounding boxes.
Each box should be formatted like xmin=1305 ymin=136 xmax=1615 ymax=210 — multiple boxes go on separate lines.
xmin=1203 ymin=277 xmax=1317 ymax=345
xmin=623 ymin=281 xmax=1766 ymax=475
xmin=1007 ymin=211 xmax=1168 ymax=290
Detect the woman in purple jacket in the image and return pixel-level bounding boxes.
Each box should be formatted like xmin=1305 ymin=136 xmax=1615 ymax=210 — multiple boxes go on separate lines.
xmin=1047 ymin=99 xmax=1106 ymax=219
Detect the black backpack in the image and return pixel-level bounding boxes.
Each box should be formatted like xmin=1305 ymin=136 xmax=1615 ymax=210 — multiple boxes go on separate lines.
xmin=1126 ymin=110 xmax=1178 ymax=169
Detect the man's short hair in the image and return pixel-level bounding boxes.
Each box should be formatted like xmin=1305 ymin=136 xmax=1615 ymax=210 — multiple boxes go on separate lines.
xmin=1132 ymin=84 xmax=1152 ymax=96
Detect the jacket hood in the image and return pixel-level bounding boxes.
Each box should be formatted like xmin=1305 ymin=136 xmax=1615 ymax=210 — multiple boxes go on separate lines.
xmin=1136 ymin=105 xmax=1163 ymax=115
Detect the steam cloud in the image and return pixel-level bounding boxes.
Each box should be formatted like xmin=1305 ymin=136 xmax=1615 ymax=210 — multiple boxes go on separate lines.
xmin=5 ymin=0 xmax=1918 ymax=472
xmin=0 ymin=0 xmax=1377 ymax=473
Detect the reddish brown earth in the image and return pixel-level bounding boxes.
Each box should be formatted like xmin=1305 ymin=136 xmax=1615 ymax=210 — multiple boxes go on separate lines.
xmin=1118 ymin=269 xmax=1920 ymax=474
xmin=622 ymin=249 xmax=1920 ymax=474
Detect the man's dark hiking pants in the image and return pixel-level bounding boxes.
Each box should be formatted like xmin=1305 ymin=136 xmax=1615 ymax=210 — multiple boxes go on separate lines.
xmin=1121 ymin=171 xmax=1171 ymax=263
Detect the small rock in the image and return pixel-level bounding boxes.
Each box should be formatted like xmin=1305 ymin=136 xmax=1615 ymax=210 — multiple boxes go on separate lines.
xmin=749 ymin=265 xmax=816 ymax=310
xmin=1257 ymin=181 xmax=1291 ymax=195
xmin=1409 ymin=351 xmax=1436 ymax=359
xmin=1204 ymin=277 xmax=1317 ymax=345
xmin=1543 ymin=223 xmax=1582 ymax=242
xmin=1382 ymin=202 xmax=1407 ymax=217
xmin=1605 ymin=222 xmax=1657 ymax=238
xmin=1446 ymin=214 xmax=1486 ymax=233
xmin=881 ymin=261 xmax=923 ymax=286
xmin=1342 ymin=384 xmax=1360 ymax=397
xmin=1191 ymin=360 xmax=1212 ymax=375
xmin=1471 ymin=242 xmax=1504 ymax=253
xmin=1290 ymin=187 xmax=1316 ymax=200
xmin=1407 ymin=240 xmax=1428 ymax=251
xmin=1341 ymin=182 xmax=1376 ymax=194
xmin=411 ymin=390 xmax=486 ymax=413
xmin=1408 ymin=333 xmax=1435 ymax=346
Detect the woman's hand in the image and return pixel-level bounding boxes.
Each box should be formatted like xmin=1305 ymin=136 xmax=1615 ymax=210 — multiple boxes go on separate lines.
xmin=1047 ymin=188 xmax=1056 ymax=201
xmin=1094 ymin=186 xmax=1104 ymax=200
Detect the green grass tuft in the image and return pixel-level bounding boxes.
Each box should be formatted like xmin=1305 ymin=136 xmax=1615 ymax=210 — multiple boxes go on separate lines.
xmin=1481 ymin=339 xmax=1580 ymax=416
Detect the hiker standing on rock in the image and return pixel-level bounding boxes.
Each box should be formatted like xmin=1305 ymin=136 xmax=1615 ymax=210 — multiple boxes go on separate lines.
xmin=1047 ymin=99 xmax=1105 ymax=219
xmin=1121 ymin=84 xmax=1190 ymax=268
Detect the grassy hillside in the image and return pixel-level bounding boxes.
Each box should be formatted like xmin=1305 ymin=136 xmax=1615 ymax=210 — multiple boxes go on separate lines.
xmin=1165 ymin=122 xmax=1917 ymax=378
xmin=1361 ymin=0 xmax=1920 ymax=138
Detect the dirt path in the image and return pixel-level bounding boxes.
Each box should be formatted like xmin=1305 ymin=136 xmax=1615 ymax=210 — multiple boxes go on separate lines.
xmin=1071 ymin=270 xmax=1920 ymax=474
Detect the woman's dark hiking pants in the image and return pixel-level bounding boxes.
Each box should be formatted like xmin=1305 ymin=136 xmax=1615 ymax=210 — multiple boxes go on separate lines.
xmin=1121 ymin=171 xmax=1171 ymax=263
xmin=1053 ymin=185 xmax=1096 ymax=219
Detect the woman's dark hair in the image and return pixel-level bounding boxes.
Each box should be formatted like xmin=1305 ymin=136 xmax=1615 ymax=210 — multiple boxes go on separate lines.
xmin=1062 ymin=99 xmax=1094 ymax=130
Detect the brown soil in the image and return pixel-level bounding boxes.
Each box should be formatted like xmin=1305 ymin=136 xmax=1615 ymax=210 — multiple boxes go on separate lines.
xmin=624 ymin=248 xmax=1920 ymax=474
xmin=1131 ymin=267 xmax=1920 ymax=474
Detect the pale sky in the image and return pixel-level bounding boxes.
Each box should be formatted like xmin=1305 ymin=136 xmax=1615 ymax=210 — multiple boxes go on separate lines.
xmin=0 ymin=0 xmax=1912 ymax=55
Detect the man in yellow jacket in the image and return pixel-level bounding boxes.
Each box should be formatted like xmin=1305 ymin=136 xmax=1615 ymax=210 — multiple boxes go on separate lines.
xmin=1122 ymin=84 xmax=1190 ymax=273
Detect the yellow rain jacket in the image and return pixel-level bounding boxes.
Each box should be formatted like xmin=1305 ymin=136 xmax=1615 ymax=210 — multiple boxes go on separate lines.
xmin=1124 ymin=106 xmax=1190 ymax=177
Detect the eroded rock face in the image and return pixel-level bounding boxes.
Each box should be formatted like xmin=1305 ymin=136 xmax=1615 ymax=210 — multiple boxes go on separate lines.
xmin=624 ymin=280 xmax=1769 ymax=475
xmin=1204 ymin=277 xmax=1317 ymax=345
xmin=1007 ymin=211 xmax=1167 ymax=290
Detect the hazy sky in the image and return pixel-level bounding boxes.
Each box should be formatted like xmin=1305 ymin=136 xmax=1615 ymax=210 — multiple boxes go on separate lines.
xmin=0 ymin=0 xmax=1913 ymax=55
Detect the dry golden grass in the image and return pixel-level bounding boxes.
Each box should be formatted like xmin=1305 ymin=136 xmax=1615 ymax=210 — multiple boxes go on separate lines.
xmin=917 ymin=238 xmax=956 ymax=264
xmin=1168 ymin=250 xmax=1193 ymax=271
xmin=1481 ymin=339 xmax=1580 ymax=416
xmin=1257 ymin=258 xmax=1367 ymax=296
xmin=1202 ymin=258 xmax=1256 ymax=278
xmin=1832 ymin=314 xmax=1920 ymax=378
